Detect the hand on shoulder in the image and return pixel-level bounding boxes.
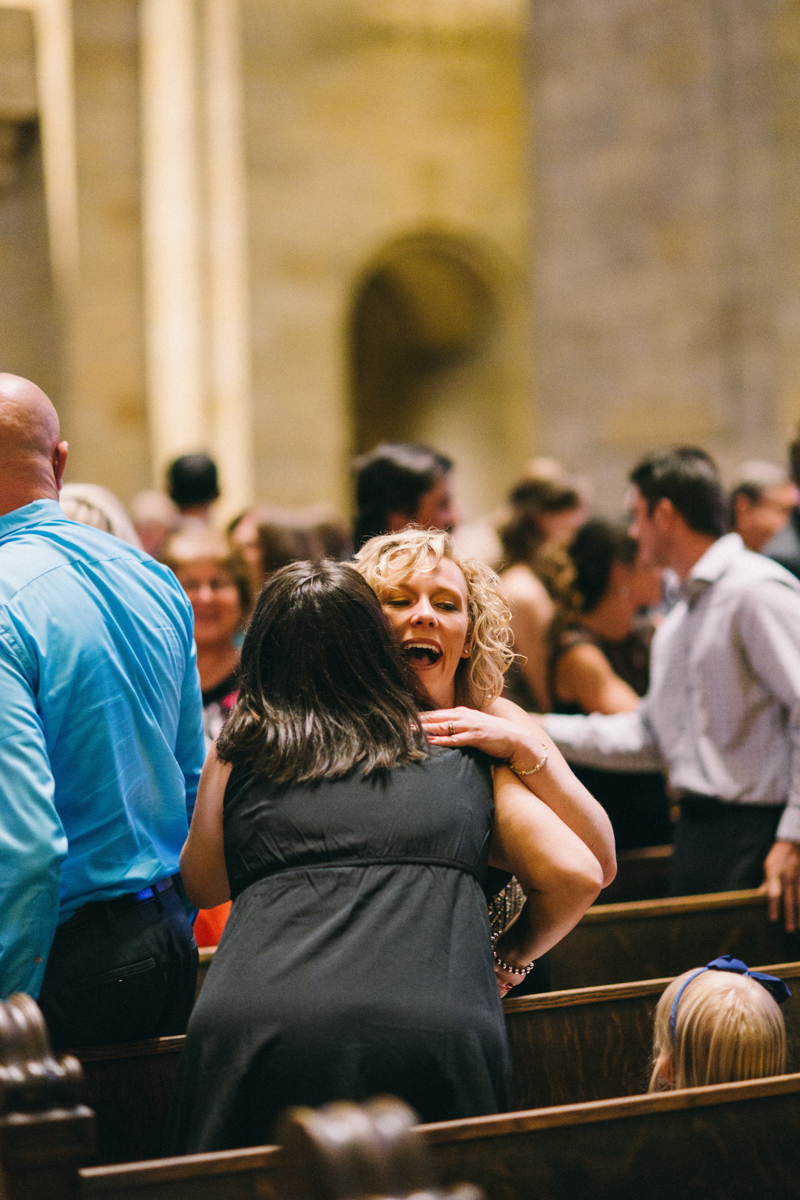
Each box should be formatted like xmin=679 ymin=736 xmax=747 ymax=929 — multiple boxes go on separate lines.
xmin=418 ymin=703 xmax=546 ymax=770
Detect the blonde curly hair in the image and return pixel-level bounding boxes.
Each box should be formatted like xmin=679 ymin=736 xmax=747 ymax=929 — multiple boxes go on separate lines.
xmin=354 ymin=528 xmax=514 ymax=710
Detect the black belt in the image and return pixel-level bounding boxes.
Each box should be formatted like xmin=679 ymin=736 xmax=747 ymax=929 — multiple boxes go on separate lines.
xmin=679 ymin=794 xmax=782 ymax=822
xmin=58 ymin=877 xmax=175 ymax=931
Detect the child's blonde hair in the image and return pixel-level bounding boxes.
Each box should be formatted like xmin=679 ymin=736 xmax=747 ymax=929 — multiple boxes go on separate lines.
xmin=354 ymin=528 xmax=514 ymax=711
xmin=649 ymin=965 xmax=787 ymax=1092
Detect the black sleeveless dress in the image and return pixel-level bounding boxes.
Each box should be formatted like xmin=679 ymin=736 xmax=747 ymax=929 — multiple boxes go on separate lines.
xmin=547 ymin=622 xmax=672 ymax=851
xmin=169 ymin=746 xmax=511 ymax=1153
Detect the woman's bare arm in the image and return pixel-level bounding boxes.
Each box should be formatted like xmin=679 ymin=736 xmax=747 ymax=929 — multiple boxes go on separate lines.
xmin=555 ymin=642 xmax=639 ymax=714
xmin=420 ymin=697 xmax=616 ymax=886
xmin=180 ymin=748 xmax=233 ymax=908
xmin=489 ymin=765 xmax=603 ymax=994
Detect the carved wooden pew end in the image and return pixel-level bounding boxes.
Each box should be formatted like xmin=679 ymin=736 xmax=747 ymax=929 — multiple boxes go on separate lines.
xmin=0 ymin=993 xmax=96 ymax=1200
xmin=275 ymin=1096 xmax=483 ymax=1200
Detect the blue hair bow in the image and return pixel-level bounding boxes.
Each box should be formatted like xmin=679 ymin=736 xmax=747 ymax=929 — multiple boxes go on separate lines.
xmin=669 ymin=955 xmax=791 ymax=1040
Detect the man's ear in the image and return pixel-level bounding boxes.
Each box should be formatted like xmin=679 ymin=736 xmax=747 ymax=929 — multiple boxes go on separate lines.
xmin=652 ymin=496 xmax=675 ymax=529
xmin=733 ymin=493 xmax=751 ymax=526
xmin=53 ymin=440 xmax=68 ymax=490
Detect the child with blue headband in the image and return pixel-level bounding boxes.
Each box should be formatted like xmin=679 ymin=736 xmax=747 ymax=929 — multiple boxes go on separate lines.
xmin=649 ymin=956 xmax=790 ymax=1092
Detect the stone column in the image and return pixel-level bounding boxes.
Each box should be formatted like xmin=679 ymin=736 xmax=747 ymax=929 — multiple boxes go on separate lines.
xmin=203 ymin=0 xmax=253 ymax=519
xmin=140 ymin=0 xmax=206 ymax=470
xmin=140 ymin=0 xmax=253 ymax=515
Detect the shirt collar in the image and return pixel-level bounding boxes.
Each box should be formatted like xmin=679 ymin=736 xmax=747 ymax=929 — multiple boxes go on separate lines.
xmin=680 ymin=533 xmax=743 ymax=605
xmin=0 ymin=499 xmax=66 ymax=541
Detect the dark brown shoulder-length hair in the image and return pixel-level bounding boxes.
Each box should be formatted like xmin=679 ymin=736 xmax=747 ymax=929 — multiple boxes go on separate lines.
xmin=216 ymin=559 xmax=428 ymax=782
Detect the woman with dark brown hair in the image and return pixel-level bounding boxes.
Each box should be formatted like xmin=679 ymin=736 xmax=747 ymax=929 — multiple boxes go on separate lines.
xmin=498 ymin=476 xmax=587 ymax=711
xmin=169 ymin=561 xmax=602 ymax=1152
xmin=547 ymin=518 xmax=671 ymax=850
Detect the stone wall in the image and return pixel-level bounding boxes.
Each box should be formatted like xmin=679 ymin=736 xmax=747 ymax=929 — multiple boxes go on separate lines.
xmin=4 ymin=0 xmax=799 ymax=519
xmin=242 ymin=0 xmax=533 ymax=519
xmin=531 ymin=0 xmax=797 ymax=510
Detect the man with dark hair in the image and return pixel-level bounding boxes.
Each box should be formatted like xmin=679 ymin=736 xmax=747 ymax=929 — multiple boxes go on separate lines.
xmin=353 ymin=442 xmax=457 ymax=549
xmin=542 ymin=446 xmax=800 ymax=928
xmin=0 ymin=374 xmax=205 ymax=1047
xmin=629 ymin=447 xmax=727 ymax=540
xmin=167 ymin=452 xmax=220 ymax=520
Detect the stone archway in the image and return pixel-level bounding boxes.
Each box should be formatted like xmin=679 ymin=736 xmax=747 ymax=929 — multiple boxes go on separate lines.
xmin=349 ymin=232 xmax=530 ymax=519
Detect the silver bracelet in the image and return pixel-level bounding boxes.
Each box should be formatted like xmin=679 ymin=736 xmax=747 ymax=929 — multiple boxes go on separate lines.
xmin=507 ymin=747 xmax=548 ymax=778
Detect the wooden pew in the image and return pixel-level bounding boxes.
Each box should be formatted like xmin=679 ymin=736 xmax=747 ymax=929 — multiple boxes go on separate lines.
xmin=77 ymin=1037 xmax=184 ymax=1166
xmin=77 ymin=956 xmax=800 ymax=1163
xmin=1 ymin=1110 xmax=96 ymax=1200
xmin=0 ymin=992 xmax=95 ymax=1200
xmin=195 ymin=948 xmax=215 ymax=999
xmin=77 ymin=1073 xmax=800 ymax=1200
xmin=78 ymin=1097 xmax=467 ymax=1200
xmin=79 ymin=1145 xmax=282 ymax=1200
xmin=597 ymin=844 xmax=672 ymax=905
xmin=426 ymin=1073 xmax=800 ymax=1200
xmin=548 ymin=887 xmax=800 ymax=990
xmin=504 ymin=959 xmax=800 ymax=1110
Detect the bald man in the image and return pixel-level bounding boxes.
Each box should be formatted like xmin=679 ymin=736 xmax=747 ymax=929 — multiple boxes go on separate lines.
xmin=0 ymin=375 xmax=205 ymax=1047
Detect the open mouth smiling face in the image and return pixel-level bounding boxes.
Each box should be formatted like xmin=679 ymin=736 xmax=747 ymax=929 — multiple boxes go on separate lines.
xmin=378 ymin=555 xmax=471 ymax=709
xmin=402 ymin=640 xmax=444 ymax=668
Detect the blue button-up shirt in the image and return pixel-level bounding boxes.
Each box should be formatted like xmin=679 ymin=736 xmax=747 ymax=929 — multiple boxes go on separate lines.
xmin=0 ymin=500 xmax=205 ymax=999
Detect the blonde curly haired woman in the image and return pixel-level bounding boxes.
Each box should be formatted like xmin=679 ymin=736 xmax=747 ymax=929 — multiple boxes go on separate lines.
xmin=355 ymin=529 xmax=616 ymax=993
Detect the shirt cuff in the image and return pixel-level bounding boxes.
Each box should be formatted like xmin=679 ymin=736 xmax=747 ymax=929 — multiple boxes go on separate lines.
xmin=776 ymin=804 xmax=800 ymax=843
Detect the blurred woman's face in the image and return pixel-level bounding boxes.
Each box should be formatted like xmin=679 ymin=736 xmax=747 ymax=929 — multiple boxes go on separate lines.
xmin=376 ymin=555 xmax=471 ymax=709
xmin=538 ymin=503 xmax=587 ymax=546
xmin=176 ymin=559 xmax=242 ymax=649
xmin=593 ymin=560 xmax=663 ymax=641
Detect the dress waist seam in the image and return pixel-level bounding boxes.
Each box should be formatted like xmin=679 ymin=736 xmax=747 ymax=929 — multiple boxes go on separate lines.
xmin=234 ymin=856 xmax=483 ymax=889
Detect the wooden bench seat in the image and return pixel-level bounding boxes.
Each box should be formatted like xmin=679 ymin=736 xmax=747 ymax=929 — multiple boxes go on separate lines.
xmin=425 ymin=1071 xmax=800 ymax=1200
xmin=77 ymin=957 xmax=800 ymax=1162
xmin=547 ymin=887 xmax=800 ymax=990
xmin=504 ymin=959 xmax=800 ymax=1109
xmin=77 ymin=1072 xmax=800 ymax=1200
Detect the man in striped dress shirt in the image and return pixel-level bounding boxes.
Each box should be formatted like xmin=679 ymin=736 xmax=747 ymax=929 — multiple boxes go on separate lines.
xmin=543 ymin=447 xmax=800 ymax=931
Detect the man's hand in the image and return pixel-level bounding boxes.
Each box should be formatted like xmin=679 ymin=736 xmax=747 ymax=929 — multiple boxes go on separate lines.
xmin=763 ymin=840 xmax=800 ymax=931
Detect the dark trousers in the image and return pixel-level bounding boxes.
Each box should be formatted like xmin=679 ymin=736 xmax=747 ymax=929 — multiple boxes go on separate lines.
xmin=38 ymin=882 xmax=198 ymax=1050
xmin=670 ymin=796 xmax=783 ymax=896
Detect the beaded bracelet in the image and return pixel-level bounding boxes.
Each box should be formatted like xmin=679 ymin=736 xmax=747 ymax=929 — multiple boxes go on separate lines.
xmin=491 ymin=931 xmax=535 ymax=976
xmin=492 ymin=948 xmax=536 ymax=977
xmin=507 ymin=747 xmax=548 ymax=778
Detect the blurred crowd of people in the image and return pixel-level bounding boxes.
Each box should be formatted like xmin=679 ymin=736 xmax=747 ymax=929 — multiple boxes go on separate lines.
xmin=53 ymin=428 xmax=800 ymax=896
